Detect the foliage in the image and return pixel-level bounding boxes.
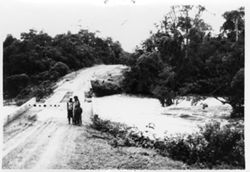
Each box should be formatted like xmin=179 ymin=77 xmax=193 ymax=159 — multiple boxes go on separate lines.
xmin=33 ymin=85 xmax=54 ymax=101
xmin=90 ymin=114 xmax=130 ymax=138
xmin=51 ymin=62 xmax=70 ymax=76
xmin=122 ymin=51 xmax=163 ymax=95
xmin=4 ymin=73 xmax=30 ymax=98
xmin=16 ymin=81 xmax=54 ymax=101
xmin=3 ymin=29 xmax=128 ymax=99
xmin=230 ymin=68 xmax=244 ymax=117
xmin=121 ymin=6 xmax=244 ymax=117
xmin=163 ymin=122 xmax=244 ymax=168
xmin=90 ymin=115 xmax=244 ymax=169
xmin=221 ymin=7 xmax=245 ymax=42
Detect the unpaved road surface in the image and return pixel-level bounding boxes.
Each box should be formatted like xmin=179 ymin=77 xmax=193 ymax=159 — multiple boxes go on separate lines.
xmin=2 ymin=65 xmax=113 ymax=169
xmin=2 ymin=65 xmax=187 ymax=170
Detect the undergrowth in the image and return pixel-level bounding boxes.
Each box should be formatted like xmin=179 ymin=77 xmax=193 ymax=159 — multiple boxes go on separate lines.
xmin=90 ymin=114 xmax=244 ymax=169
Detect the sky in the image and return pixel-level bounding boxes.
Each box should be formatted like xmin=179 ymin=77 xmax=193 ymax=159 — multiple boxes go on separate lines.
xmin=0 ymin=0 xmax=245 ymax=52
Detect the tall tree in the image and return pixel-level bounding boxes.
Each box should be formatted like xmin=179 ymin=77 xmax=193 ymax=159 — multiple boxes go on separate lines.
xmin=221 ymin=7 xmax=245 ymax=42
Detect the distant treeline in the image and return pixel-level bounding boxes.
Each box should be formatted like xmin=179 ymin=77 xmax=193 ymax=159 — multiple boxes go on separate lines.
xmin=3 ymin=29 xmax=130 ymax=100
xmin=3 ymin=6 xmax=244 ymax=118
xmin=121 ymin=6 xmax=244 ymax=117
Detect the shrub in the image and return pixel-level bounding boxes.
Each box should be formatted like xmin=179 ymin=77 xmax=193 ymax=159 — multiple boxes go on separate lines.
xmin=4 ymin=73 xmax=30 ymax=98
xmin=51 ymin=61 xmax=70 ymax=76
xmin=90 ymin=114 xmax=129 ymax=138
xmin=90 ymin=115 xmax=244 ymax=169
xmin=49 ymin=71 xmax=61 ymax=81
xmin=33 ymin=85 xmax=53 ymax=101
xmin=121 ymin=52 xmax=163 ymax=95
xmin=163 ymin=122 xmax=244 ymax=168
xmin=16 ymin=99 xmax=29 ymax=106
xmin=230 ymin=68 xmax=244 ymax=117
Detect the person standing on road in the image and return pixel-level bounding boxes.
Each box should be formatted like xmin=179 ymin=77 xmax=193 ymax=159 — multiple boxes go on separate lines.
xmin=73 ymin=96 xmax=81 ymax=110
xmin=73 ymin=96 xmax=81 ymax=124
xmin=67 ymin=98 xmax=74 ymax=124
xmin=74 ymin=104 xmax=83 ymax=125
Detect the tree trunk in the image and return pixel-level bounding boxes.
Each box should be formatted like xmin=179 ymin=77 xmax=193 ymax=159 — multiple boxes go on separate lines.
xmin=235 ymin=17 xmax=239 ymax=42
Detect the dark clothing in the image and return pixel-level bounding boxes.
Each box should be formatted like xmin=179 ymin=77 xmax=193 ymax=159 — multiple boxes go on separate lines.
xmin=68 ymin=109 xmax=73 ymax=118
xmin=74 ymin=107 xmax=82 ymax=125
xmin=74 ymin=100 xmax=80 ymax=108
xmin=67 ymin=101 xmax=74 ymax=124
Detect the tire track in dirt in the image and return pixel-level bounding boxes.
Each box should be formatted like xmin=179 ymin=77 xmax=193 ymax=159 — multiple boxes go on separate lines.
xmin=3 ymin=109 xmax=43 ymax=143
xmin=2 ymin=120 xmax=56 ymax=168
xmin=3 ymin=65 xmax=125 ymax=169
xmin=3 ymin=120 xmax=53 ymax=157
xmin=46 ymin=124 xmax=81 ymax=169
xmin=3 ymin=124 xmax=31 ymax=143
xmin=19 ymin=121 xmax=59 ymax=169
xmin=33 ymin=123 xmax=67 ymax=169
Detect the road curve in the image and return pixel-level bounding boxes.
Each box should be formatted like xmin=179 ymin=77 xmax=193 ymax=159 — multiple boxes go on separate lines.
xmin=2 ymin=65 xmax=122 ymax=169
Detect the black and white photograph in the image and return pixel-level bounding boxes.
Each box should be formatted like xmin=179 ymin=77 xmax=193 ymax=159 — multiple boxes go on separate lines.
xmin=0 ymin=0 xmax=247 ymax=170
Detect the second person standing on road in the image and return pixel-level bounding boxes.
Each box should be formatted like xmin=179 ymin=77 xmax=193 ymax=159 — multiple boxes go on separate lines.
xmin=73 ymin=96 xmax=81 ymax=124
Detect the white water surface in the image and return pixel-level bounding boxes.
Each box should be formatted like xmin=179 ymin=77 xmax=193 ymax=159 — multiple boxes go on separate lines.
xmin=93 ymin=94 xmax=232 ymax=139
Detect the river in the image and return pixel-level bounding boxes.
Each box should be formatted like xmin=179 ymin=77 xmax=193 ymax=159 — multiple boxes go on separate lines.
xmin=93 ymin=94 xmax=232 ymax=139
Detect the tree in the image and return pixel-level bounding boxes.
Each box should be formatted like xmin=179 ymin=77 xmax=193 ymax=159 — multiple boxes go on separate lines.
xmin=4 ymin=74 xmax=30 ymax=98
xmin=3 ymin=34 xmax=16 ymax=48
xmin=122 ymin=6 xmax=245 ymax=117
xmin=122 ymin=52 xmax=163 ymax=95
xmin=221 ymin=7 xmax=244 ymax=42
xmin=3 ymin=28 xmax=126 ymax=100
xmin=51 ymin=62 xmax=70 ymax=76
xmin=230 ymin=68 xmax=244 ymax=117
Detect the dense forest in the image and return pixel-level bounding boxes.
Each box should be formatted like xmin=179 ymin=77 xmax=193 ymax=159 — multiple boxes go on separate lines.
xmin=3 ymin=29 xmax=128 ymax=100
xmin=121 ymin=6 xmax=244 ymax=118
xmin=3 ymin=5 xmax=244 ymax=117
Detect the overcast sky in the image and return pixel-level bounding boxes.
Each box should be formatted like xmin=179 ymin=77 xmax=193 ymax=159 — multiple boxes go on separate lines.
xmin=0 ymin=0 xmax=245 ymax=52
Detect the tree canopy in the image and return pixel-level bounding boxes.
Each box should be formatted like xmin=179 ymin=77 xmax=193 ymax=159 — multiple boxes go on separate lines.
xmin=122 ymin=6 xmax=244 ymax=117
xmin=3 ymin=29 xmax=128 ymax=99
xmin=3 ymin=6 xmax=244 ymax=117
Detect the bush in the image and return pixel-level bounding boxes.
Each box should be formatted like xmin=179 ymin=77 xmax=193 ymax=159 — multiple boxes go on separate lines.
xmin=51 ymin=61 xmax=70 ymax=76
xmin=4 ymin=73 xmax=30 ymax=98
xmin=49 ymin=71 xmax=61 ymax=81
xmin=161 ymin=122 xmax=244 ymax=168
xmin=90 ymin=115 xmax=244 ymax=169
xmin=34 ymin=85 xmax=53 ymax=101
xmin=230 ymin=68 xmax=244 ymax=117
xmin=90 ymin=114 xmax=129 ymax=138
xmin=16 ymin=98 xmax=29 ymax=106
xmin=121 ymin=52 xmax=163 ymax=95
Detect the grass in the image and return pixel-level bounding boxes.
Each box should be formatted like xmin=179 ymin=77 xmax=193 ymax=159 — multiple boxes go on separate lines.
xmin=69 ymin=125 xmax=188 ymax=169
xmin=89 ymin=114 xmax=245 ymax=169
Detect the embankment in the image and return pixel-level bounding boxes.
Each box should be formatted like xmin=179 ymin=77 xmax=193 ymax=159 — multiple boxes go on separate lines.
xmin=3 ymin=98 xmax=36 ymax=126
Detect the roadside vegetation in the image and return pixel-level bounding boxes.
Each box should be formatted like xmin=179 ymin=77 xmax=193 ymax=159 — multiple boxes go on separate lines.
xmin=3 ymin=5 xmax=245 ymax=170
xmin=3 ymin=6 xmax=244 ymax=117
xmin=121 ymin=6 xmax=244 ymax=118
xmin=71 ymin=122 xmax=189 ymax=170
xmin=3 ymin=29 xmax=129 ymax=102
xmin=116 ymin=6 xmax=244 ymax=168
xmin=90 ymin=114 xmax=244 ymax=169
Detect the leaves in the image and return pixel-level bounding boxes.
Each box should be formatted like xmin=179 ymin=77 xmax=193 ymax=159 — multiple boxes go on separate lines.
xmin=122 ymin=6 xmax=244 ymax=117
xmin=3 ymin=29 xmax=126 ymax=99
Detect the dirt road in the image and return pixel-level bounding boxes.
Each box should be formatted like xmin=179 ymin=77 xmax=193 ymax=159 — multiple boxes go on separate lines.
xmin=2 ymin=65 xmax=187 ymax=170
xmin=2 ymin=65 xmax=114 ymax=169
